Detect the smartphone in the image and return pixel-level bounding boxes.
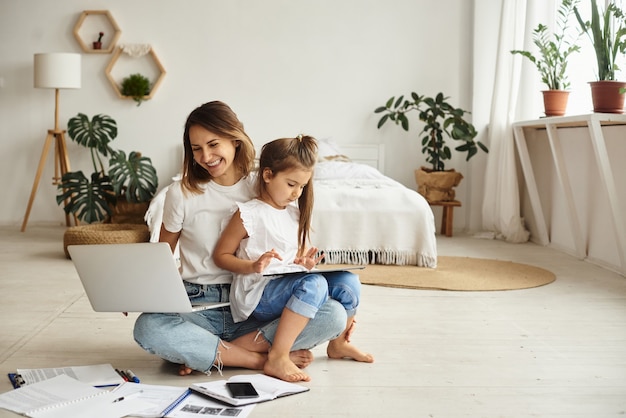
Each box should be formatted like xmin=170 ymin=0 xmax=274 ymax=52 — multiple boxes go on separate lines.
xmin=226 ymin=382 xmax=259 ymax=399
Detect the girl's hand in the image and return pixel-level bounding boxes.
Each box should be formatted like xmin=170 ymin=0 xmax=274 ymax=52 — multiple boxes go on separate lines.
xmin=252 ymin=249 xmax=282 ymax=273
xmin=294 ymin=246 xmax=324 ymax=270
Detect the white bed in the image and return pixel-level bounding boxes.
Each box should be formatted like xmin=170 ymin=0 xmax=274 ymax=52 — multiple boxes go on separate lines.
xmin=311 ymin=139 xmax=437 ymax=267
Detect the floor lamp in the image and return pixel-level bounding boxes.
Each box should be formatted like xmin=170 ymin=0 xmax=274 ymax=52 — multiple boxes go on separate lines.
xmin=21 ymin=53 xmax=81 ymax=232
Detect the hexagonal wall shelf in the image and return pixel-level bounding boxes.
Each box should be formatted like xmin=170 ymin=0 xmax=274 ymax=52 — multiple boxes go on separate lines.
xmin=105 ymin=46 xmax=166 ymax=102
xmin=73 ymin=10 xmax=121 ymax=54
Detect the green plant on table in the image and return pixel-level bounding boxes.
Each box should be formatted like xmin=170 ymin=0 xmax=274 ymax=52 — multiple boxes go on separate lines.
xmin=56 ymin=113 xmax=158 ymax=223
xmin=511 ymin=0 xmax=581 ymax=90
xmin=574 ymin=0 xmax=626 ymax=81
xmin=375 ymin=92 xmax=488 ymax=171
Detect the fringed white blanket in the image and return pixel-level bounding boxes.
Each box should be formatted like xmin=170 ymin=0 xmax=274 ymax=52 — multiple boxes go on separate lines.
xmin=311 ymin=178 xmax=438 ymax=268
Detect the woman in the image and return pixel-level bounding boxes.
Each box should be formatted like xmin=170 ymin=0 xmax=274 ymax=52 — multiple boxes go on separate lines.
xmin=133 ymin=101 xmax=347 ymax=376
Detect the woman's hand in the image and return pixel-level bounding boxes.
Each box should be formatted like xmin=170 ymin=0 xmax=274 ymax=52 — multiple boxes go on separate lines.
xmin=294 ymin=246 xmax=324 ymax=270
xmin=252 ymin=249 xmax=282 ymax=273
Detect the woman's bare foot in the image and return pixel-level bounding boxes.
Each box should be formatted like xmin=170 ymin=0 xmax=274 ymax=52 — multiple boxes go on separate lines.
xmin=327 ymin=339 xmax=374 ymax=363
xmin=290 ymin=349 xmax=313 ymax=368
xmin=264 ymin=352 xmax=311 ymax=382
xmin=178 ymin=365 xmax=193 ymax=376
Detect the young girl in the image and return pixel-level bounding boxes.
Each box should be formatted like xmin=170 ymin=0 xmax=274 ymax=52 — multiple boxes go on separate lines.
xmin=132 ymin=102 xmax=348 ymax=376
xmin=214 ymin=135 xmax=374 ymax=383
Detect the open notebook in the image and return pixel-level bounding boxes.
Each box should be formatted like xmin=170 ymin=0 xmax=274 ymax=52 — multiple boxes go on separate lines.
xmin=68 ymin=242 xmax=230 ymax=313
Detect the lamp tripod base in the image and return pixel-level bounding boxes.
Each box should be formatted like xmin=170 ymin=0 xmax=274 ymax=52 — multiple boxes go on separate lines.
xmin=21 ymin=129 xmax=77 ymax=232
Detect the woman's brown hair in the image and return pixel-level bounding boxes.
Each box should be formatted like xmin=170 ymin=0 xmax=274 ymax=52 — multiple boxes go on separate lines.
xmin=181 ymin=101 xmax=255 ymax=194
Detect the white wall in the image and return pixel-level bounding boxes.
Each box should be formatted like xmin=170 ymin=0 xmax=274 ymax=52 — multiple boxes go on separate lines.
xmin=0 ymin=0 xmax=479 ymax=228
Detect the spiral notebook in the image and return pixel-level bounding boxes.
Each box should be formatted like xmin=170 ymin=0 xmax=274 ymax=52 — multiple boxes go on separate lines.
xmin=0 ymin=374 xmax=151 ymax=418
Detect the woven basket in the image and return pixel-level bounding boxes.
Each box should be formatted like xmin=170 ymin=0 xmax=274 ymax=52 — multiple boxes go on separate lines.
xmin=63 ymin=223 xmax=150 ymax=259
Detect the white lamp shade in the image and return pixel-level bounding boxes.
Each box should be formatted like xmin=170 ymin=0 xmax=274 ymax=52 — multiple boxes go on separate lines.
xmin=34 ymin=53 xmax=81 ymax=89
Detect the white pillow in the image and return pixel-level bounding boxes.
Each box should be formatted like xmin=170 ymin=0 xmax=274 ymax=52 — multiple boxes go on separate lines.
xmin=314 ymin=161 xmax=385 ymax=180
xmin=316 ymin=137 xmax=343 ymax=160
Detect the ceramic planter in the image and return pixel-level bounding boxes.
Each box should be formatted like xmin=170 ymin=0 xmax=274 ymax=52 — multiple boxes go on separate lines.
xmin=589 ymin=81 xmax=626 ymax=114
xmin=542 ymin=90 xmax=569 ymax=117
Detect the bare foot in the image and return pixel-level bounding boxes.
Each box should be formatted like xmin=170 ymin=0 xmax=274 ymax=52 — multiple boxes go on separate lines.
xmin=264 ymin=353 xmax=311 ymax=382
xmin=327 ymin=339 xmax=374 ymax=363
xmin=178 ymin=365 xmax=193 ymax=376
xmin=290 ymin=349 xmax=313 ymax=368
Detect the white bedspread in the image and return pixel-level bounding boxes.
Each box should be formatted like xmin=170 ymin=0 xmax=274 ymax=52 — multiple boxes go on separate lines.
xmin=311 ymin=173 xmax=437 ymax=268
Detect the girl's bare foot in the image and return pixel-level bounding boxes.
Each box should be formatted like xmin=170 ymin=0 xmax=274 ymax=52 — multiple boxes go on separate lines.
xmin=290 ymin=349 xmax=313 ymax=368
xmin=263 ymin=357 xmax=311 ymax=382
xmin=264 ymin=353 xmax=311 ymax=382
xmin=327 ymin=339 xmax=374 ymax=363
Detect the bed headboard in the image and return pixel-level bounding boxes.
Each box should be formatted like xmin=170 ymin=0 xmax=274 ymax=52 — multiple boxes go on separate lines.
xmin=339 ymin=143 xmax=385 ymax=173
xmin=256 ymin=142 xmax=386 ymax=174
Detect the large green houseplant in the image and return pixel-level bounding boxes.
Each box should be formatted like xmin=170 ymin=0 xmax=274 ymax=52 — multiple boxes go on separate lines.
xmin=375 ymin=92 xmax=488 ymax=202
xmin=574 ymin=0 xmax=626 ymax=112
xmin=56 ymin=113 xmax=158 ymax=224
xmin=511 ymin=0 xmax=581 ymax=116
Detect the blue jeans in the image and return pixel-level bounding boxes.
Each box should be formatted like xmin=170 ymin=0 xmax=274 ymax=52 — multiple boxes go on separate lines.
xmin=254 ymin=270 xmax=361 ymax=321
xmin=133 ymin=283 xmax=346 ymax=373
xmin=325 ymin=270 xmax=361 ymax=318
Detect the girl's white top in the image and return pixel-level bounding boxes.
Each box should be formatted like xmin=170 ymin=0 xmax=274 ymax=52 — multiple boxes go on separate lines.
xmin=230 ymin=199 xmax=306 ymax=322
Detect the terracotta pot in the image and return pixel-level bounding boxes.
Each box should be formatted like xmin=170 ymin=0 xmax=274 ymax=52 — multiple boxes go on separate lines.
xmin=414 ymin=167 xmax=463 ymax=203
xmin=542 ymin=90 xmax=569 ymax=117
xmin=93 ymin=41 xmax=102 ymax=50
xmin=589 ymin=81 xmax=626 ymax=114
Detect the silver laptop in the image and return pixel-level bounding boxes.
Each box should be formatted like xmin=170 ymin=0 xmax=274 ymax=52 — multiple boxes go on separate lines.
xmin=68 ymin=242 xmax=230 ymax=313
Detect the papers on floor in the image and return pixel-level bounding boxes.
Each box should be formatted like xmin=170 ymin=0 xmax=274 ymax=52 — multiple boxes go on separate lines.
xmin=0 ymin=372 xmax=306 ymax=418
xmin=0 ymin=374 xmax=151 ymax=418
xmin=13 ymin=363 xmax=124 ymax=387
xmin=111 ymin=382 xmax=255 ymax=417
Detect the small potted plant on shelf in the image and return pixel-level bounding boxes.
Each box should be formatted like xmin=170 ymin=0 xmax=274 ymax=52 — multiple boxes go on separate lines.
xmin=93 ymin=32 xmax=104 ymax=50
xmin=56 ymin=113 xmax=159 ymax=224
xmin=574 ymin=0 xmax=626 ymax=113
xmin=511 ymin=0 xmax=581 ymax=117
xmin=121 ymin=73 xmax=151 ymax=106
xmin=375 ymin=92 xmax=488 ymax=202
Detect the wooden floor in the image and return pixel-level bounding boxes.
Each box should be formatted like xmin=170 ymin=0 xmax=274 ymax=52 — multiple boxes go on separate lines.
xmin=1 ymin=225 xmax=625 ymax=417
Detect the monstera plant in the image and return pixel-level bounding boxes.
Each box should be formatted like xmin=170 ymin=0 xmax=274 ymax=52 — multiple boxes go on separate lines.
xmin=56 ymin=113 xmax=158 ymax=224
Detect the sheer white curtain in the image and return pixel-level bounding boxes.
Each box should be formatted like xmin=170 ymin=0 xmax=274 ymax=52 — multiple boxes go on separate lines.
xmin=477 ymin=0 xmax=555 ymax=243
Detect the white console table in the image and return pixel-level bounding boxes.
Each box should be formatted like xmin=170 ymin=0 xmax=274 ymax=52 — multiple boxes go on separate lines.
xmin=512 ymin=113 xmax=626 ymax=276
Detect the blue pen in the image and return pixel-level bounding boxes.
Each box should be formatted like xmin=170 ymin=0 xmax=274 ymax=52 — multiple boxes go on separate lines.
xmin=126 ymin=369 xmax=140 ymax=383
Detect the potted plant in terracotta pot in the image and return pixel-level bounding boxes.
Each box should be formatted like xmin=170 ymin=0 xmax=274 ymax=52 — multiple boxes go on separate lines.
xmin=93 ymin=32 xmax=104 ymax=50
xmin=56 ymin=113 xmax=159 ymax=224
xmin=511 ymin=0 xmax=581 ymax=117
xmin=574 ymin=0 xmax=626 ymax=113
xmin=375 ymin=92 xmax=488 ymax=202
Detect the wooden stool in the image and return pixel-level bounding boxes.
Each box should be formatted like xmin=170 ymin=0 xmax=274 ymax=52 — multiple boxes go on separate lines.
xmin=429 ymin=200 xmax=461 ymax=237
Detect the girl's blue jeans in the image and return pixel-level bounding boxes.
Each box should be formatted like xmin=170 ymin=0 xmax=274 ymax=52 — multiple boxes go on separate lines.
xmin=254 ymin=270 xmax=361 ymax=321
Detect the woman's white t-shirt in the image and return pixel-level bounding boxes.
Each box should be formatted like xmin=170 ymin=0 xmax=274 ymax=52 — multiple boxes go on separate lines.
xmin=161 ymin=176 xmax=255 ymax=285
xmin=230 ymin=199 xmax=307 ymax=322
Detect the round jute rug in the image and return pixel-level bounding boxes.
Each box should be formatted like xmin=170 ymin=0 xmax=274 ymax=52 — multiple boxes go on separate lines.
xmin=331 ymin=256 xmax=556 ymax=291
